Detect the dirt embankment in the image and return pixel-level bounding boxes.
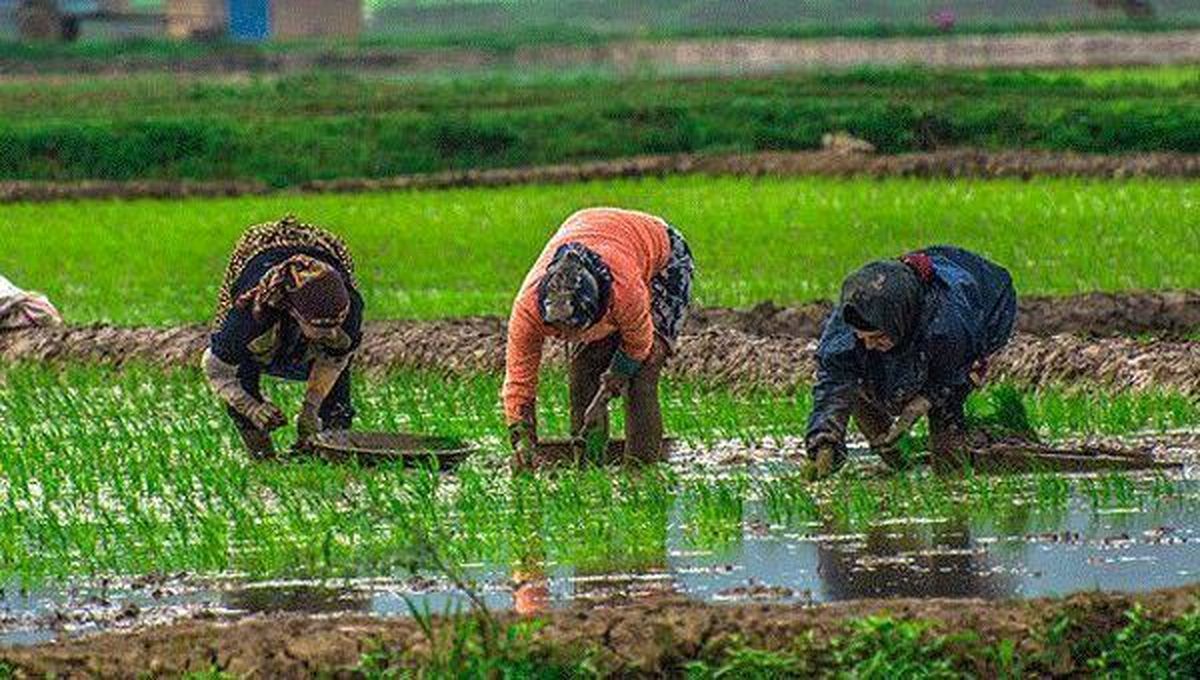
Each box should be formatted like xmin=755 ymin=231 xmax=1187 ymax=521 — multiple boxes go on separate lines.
xmin=3 ymin=149 xmax=1199 ymax=204
xmin=689 ymin=290 xmax=1200 ymax=339
xmin=2 ymin=292 xmax=1197 ymax=396
xmin=3 ymin=585 xmax=1198 ymax=678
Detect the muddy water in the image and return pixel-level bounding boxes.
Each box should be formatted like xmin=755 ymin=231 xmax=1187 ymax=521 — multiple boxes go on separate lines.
xmin=3 ymin=470 xmax=1196 ymax=646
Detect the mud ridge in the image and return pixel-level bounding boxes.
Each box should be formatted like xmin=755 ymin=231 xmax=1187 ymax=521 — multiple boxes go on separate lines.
xmin=3 ymin=150 xmax=1199 ymax=204
xmin=3 ymin=322 xmax=1198 ymax=397
xmin=690 ymin=289 xmax=1200 ymax=339
xmin=3 ymin=584 xmax=1198 ymax=678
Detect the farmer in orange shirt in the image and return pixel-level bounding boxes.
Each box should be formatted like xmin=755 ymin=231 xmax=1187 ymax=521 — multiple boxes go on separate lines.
xmin=503 ymin=208 xmax=694 ymax=464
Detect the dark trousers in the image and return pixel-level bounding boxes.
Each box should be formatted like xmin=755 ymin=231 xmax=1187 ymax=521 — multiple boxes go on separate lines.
xmin=226 ymin=360 xmax=356 ymax=433
xmin=569 ymin=334 xmax=666 ymax=460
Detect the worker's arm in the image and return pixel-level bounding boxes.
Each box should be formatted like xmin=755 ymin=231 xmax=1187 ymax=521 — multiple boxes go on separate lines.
xmin=804 ymin=316 xmax=861 ymax=455
xmin=297 ymin=289 xmax=362 ymax=442
xmin=502 ymin=301 xmax=546 ymax=430
xmin=805 ymin=357 xmax=858 ymax=454
xmin=201 ymin=348 xmax=284 ymax=431
xmin=296 ymin=352 xmax=351 ymax=441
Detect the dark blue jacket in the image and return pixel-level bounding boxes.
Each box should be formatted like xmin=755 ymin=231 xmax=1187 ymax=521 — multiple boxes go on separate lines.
xmin=806 ymin=246 xmax=1016 ymax=447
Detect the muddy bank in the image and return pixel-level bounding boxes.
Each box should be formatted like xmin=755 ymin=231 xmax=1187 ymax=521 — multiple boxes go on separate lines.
xmin=2 ymin=321 xmax=1198 ymax=397
xmin=689 ymin=289 xmax=1200 ymax=339
xmin=3 ymin=149 xmax=1199 ymax=204
xmin=3 ymin=584 xmax=1198 ymax=678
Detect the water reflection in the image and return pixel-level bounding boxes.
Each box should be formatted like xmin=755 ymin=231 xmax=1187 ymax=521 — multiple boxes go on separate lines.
xmin=4 ymin=479 xmax=1197 ymax=647
xmin=223 ymin=584 xmax=370 ymax=615
xmin=816 ymin=517 xmax=1015 ymax=600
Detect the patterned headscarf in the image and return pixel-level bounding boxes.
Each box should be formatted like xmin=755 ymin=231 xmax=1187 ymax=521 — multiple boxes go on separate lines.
xmin=235 ymin=254 xmax=350 ymax=328
xmin=537 ymin=243 xmax=613 ymax=329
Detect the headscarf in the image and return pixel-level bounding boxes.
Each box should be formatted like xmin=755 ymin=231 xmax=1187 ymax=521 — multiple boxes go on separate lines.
xmin=537 ymin=243 xmax=613 ymax=329
xmin=235 ymin=254 xmax=350 ymax=328
xmin=839 ymin=256 xmax=928 ymax=346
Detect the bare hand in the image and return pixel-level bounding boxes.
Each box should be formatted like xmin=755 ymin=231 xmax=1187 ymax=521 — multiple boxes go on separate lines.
xmin=874 ymin=396 xmax=932 ymax=449
xmin=582 ymin=371 xmax=628 ymax=430
xmin=802 ymin=443 xmax=845 ymax=481
xmin=509 ymin=417 xmax=537 ymax=469
xmin=247 ymin=401 xmax=286 ymax=431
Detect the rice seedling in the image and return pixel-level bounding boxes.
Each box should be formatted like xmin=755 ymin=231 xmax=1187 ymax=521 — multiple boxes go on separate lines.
xmin=0 ymin=363 xmax=1196 ymax=585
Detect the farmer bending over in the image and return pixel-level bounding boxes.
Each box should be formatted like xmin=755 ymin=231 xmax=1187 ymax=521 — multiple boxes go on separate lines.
xmin=202 ymin=216 xmax=364 ymax=459
xmin=504 ymin=207 xmax=694 ymax=465
xmin=805 ymin=246 xmax=1016 ymax=478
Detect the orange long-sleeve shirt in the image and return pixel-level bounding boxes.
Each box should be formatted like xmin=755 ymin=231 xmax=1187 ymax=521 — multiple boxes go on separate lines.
xmin=502 ymin=207 xmax=671 ymax=424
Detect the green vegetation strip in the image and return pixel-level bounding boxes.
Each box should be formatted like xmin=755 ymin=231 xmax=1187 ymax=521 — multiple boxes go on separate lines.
xmin=0 ymin=67 xmax=1196 ymax=184
xmin=5 ymin=176 xmax=1196 ymax=325
xmin=351 ymin=602 xmax=1200 ymax=679
xmin=0 ymin=363 xmax=1195 ymax=584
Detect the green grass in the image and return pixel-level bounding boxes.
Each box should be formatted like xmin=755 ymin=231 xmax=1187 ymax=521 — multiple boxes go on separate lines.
xmin=3 ymin=176 xmax=1196 ymax=325
xmin=352 ymin=601 xmax=1200 ymax=678
xmin=0 ymin=362 xmax=1196 ymax=584
xmin=0 ymin=67 xmax=1196 ymax=184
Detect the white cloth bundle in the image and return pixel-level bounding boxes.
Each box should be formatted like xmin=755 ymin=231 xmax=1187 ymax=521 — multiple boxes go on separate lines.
xmin=0 ymin=274 xmax=62 ymax=330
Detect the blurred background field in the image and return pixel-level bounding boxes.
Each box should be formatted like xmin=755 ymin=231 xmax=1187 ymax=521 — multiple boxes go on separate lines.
xmin=1 ymin=67 xmax=1197 ymax=185
xmin=3 ymin=0 xmax=1200 ymax=45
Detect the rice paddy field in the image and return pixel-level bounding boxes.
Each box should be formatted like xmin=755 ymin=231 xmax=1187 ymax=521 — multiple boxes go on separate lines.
xmin=1 ymin=49 xmax=1199 ymax=675
xmin=0 ymin=163 xmax=1198 ymax=675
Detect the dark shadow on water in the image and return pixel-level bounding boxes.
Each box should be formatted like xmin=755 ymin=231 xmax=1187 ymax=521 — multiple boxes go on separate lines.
xmin=223 ymin=585 xmax=370 ymax=615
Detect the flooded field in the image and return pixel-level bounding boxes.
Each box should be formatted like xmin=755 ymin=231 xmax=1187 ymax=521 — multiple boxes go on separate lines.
xmin=4 ymin=439 xmax=1196 ymax=647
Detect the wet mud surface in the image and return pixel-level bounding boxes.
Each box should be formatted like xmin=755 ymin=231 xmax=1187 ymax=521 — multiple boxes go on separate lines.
xmin=3 ymin=581 xmax=1198 ymax=677
xmin=3 ymin=149 xmax=1200 ymax=203
xmin=2 ymin=292 xmax=1198 ymax=396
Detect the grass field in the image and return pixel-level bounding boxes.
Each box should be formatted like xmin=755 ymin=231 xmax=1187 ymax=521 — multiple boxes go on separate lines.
xmin=1 ymin=362 xmax=1195 ymax=584
xmin=0 ymin=67 xmax=1196 ymax=184
xmin=2 ymin=175 xmax=1196 ymax=325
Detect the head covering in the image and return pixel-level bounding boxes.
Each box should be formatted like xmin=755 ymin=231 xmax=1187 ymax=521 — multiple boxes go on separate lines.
xmin=537 ymin=243 xmax=612 ymax=329
xmin=235 ymin=254 xmax=350 ymax=327
xmin=840 ymin=259 xmax=925 ymax=346
xmin=214 ymin=215 xmax=356 ymax=329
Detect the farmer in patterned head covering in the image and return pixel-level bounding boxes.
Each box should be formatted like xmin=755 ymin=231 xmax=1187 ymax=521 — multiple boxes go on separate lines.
xmin=504 ymin=207 xmax=694 ymax=467
xmin=201 ymin=216 xmax=364 ymax=459
xmin=805 ymin=246 xmax=1017 ymax=479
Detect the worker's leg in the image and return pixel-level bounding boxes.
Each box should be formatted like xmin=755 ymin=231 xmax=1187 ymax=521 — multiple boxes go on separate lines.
xmin=851 ymin=391 xmax=910 ymax=470
xmin=318 ymin=358 xmax=355 ymax=431
xmin=569 ymin=334 xmax=619 ymax=438
xmin=228 ymin=364 xmax=275 ymax=458
xmin=626 ymin=223 xmax=694 ymax=462
xmin=624 ymin=337 xmax=669 ymax=461
xmin=929 ymin=394 xmax=972 ymax=472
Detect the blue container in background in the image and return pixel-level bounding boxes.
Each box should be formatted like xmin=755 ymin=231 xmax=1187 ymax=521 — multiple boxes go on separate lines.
xmin=228 ymin=0 xmax=269 ymax=41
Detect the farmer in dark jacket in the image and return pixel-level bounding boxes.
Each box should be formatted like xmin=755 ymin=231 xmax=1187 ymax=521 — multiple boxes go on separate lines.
xmin=805 ymin=246 xmax=1016 ymax=478
xmin=202 ymin=216 xmax=364 ymax=459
